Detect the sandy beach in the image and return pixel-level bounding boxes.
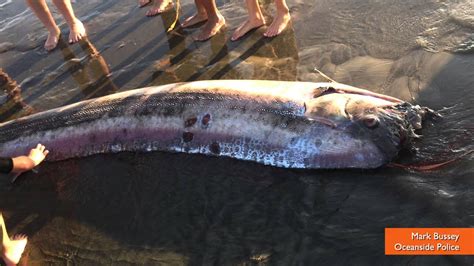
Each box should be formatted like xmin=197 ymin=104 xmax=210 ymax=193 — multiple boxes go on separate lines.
xmin=0 ymin=0 xmax=473 ymax=264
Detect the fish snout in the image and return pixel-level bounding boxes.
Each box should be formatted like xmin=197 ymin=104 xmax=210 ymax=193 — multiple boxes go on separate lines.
xmin=381 ymin=103 xmax=439 ymax=156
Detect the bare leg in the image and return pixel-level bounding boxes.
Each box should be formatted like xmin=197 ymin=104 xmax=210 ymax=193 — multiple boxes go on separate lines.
xmin=1 ymin=213 xmax=8 ymax=249
xmin=145 ymin=0 xmax=174 ymax=17
xmin=194 ymin=0 xmax=226 ymax=42
xmin=138 ymin=0 xmax=151 ymax=8
xmin=52 ymin=0 xmax=86 ymax=43
xmin=1 ymin=213 xmax=28 ymax=266
xmin=264 ymin=0 xmax=290 ymax=37
xmin=25 ymin=0 xmax=61 ymax=51
xmin=181 ymin=0 xmax=208 ymax=28
xmin=231 ymin=0 xmax=266 ymax=41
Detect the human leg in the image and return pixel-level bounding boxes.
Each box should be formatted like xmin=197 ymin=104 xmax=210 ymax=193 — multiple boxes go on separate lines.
xmin=25 ymin=0 xmax=61 ymax=51
xmin=264 ymin=0 xmax=290 ymax=37
xmin=1 ymin=213 xmax=8 ymax=247
xmin=181 ymin=0 xmax=208 ymax=28
xmin=145 ymin=0 xmax=174 ymax=17
xmin=194 ymin=0 xmax=226 ymax=41
xmin=231 ymin=0 xmax=266 ymax=41
xmin=1 ymin=213 xmax=28 ymax=266
xmin=52 ymin=0 xmax=86 ymax=43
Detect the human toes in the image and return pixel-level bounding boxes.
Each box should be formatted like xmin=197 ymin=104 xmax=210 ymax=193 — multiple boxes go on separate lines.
xmin=231 ymin=29 xmax=242 ymax=41
xmin=145 ymin=8 xmax=160 ymax=16
xmin=264 ymin=26 xmax=277 ymax=37
xmin=12 ymin=234 xmax=27 ymax=240
xmin=193 ymin=32 xmax=207 ymax=42
xmin=68 ymin=33 xmax=75 ymax=43
xmin=138 ymin=0 xmax=151 ymax=7
xmin=69 ymin=32 xmax=80 ymax=43
xmin=69 ymin=22 xmax=86 ymax=43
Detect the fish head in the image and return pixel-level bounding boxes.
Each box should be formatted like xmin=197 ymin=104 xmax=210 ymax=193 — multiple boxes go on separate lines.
xmin=304 ymin=88 xmax=431 ymax=168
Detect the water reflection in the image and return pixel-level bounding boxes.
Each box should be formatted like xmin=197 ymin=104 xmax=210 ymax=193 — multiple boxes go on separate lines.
xmin=142 ymin=5 xmax=299 ymax=84
xmin=182 ymin=21 xmax=299 ymax=81
xmin=145 ymin=7 xmax=196 ymax=85
xmin=58 ymin=37 xmax=118 ymax=104
xmin=0 ymin=69 xmax=33 ymax=122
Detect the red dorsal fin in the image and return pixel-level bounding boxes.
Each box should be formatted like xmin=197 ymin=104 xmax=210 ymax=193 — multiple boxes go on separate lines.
xmin=388 ymin=150 xmax=473 ymax=172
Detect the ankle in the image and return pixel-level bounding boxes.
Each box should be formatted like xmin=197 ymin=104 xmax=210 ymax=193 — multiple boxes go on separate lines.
xmin=217 ymin=13 xmax=225 ymax=22
xmin=208 ymin=14 xmax=224 ymax=23
xmin=197 ymin=11 xmax=208 ymax=19
xmin=276 ymin=6 xmax=290 ymax=16
xmin=67 ymin=18 xmax=82 ymax=28
xmin=48 ymin=26 xmax=60 ymax=35
xmin=250 ymin=15 xmax=265 ymax=24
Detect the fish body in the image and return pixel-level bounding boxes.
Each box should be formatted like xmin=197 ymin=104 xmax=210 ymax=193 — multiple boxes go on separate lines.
xmin=0 ymin=80 xmax=428 ymax=169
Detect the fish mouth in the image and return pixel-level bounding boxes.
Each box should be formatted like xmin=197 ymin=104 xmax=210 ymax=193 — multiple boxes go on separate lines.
xmin=376 ymin=102 xmax=439 ymax=158
xmin=313 ymin=85 xmax=438 ymax=164
xmin=308 ymin=87 xmax=436 ymax=165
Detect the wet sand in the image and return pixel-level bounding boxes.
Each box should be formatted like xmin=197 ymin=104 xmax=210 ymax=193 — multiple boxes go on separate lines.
xmin=0 ymin=0 xmax=473 ymax=265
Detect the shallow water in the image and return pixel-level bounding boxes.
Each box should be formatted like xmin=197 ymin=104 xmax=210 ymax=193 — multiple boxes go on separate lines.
xmin=0 ymin=0 xmax=473 ymax=265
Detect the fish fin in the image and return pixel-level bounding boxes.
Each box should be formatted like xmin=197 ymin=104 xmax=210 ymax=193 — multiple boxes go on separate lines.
xmin=10 ymin=172 xmax=21 ymax=184
xmin=307 ymin=116 xmax=337 ymax=128
xmin=313 ymin=67 xmax=338 ymax=83
xmin=388 ymin=150 xmax=473 ymax=172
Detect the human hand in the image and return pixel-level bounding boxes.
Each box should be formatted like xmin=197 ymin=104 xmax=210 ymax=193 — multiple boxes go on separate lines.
xmin=28 ymin=143 xmax=49 ymax=167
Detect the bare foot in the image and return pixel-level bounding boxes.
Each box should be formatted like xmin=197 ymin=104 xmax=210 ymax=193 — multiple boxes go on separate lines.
xmin=68 ymin=19 xmax=87 ymax=44
xmin=181 ymin=12 xmax=208 ymax=28
xmin=231 ymin=17 xmax=265 ymax=41
xmin=44 ymin=27 xmax=61 ymax=51
xmin=145 ymin=0 xmax=173 ymax=17
xmin=263 ymin=12 xmax=291 ymax=37
xmin=2 ymin=234 xmax=28 ymax=266
xmin=193 ymin=15 xmax=226 ymax=42
xmin=138 ymin=0 xmax=151 ymax=8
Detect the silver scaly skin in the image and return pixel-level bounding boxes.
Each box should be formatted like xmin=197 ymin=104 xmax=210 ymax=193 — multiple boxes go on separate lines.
xmin=0 ymin=80 xmax=431 ymax=169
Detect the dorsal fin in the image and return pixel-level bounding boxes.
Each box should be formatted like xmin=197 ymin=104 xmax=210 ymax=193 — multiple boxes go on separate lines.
xmin=313 ymin=86 xmax=339 ymax=98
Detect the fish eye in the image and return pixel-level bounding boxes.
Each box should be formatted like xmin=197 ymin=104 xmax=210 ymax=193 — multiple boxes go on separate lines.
xmin=363 ymin=115 xmax=379 ymax=129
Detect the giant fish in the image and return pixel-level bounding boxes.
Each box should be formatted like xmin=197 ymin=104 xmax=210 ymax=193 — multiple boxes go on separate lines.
xmin=0 ymin=80 xmax=432 ymax=169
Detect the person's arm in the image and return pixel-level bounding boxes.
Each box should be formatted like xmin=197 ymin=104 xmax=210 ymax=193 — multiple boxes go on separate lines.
xmin=11 ymin=156 xmax=37 ymax=173
xmin=6 ymin=144 xmax=49 ymax=174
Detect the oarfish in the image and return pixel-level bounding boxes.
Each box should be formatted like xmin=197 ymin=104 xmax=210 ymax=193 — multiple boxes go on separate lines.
xmin=0 ymin=80 xmax=432 ymax=169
